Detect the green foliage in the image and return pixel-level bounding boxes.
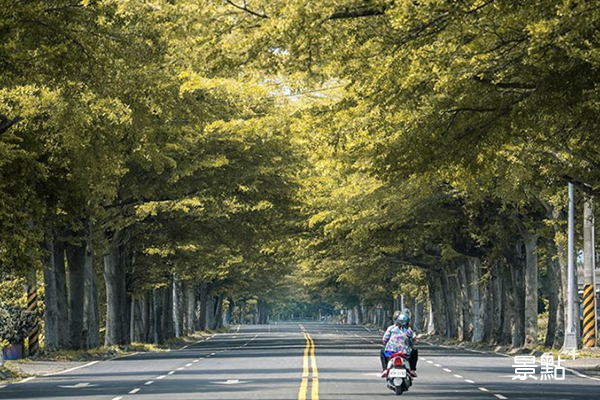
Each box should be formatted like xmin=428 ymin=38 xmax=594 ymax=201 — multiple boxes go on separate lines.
xmin=0 ymin=304 xmax=36 ymax=345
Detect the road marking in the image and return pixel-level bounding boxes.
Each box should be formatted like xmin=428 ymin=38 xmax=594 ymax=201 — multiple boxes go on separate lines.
xmin=0 ymin=385 xmax=6 ymax=389
xmin=426 ymin=360 xmax=434 ymax=364
xmin=465 ymin=379 xmax=475 ymax=384
xmin=434 ymin=363 xmax=442 ymax=367
xmin=58 ymin=382 xmax=98 ymax=388
xmin=494 ymin=395 xmax=508 ymax=400
xmin=453 ymin=374 xmax=463 ymax=378
xmin=214 ymin=379 xmax=249 ymax=384
xmin=443 ymin=368 xmax=452 ymax=372
xmin=111 ymin=397 xmax=123 ymax=400
xmin=168 ymin=371 xmax=175 ymax=375
xmin=478 ymin=387 xmax=489 ymax=392
xmin=421 ymin=357 xmax=427 ymax=361
xmin=177 ymin=367 xmax=185 ymax=370
xmin=156 ymin=375 xmax=166 ymax=380
xmin=299 ymin=332 xmax=310 ymax=400
xmin=193 ymin=360 xmax=199 ymax=363
xmin=298 ymin=331 xmax=319 ymax=400
xmin=186 ymin=363 xmax=192 ymax=367
xmin=129 ymin=388 xmax=140 ymax=394
xmin=308 ymin=334 xmax=319 ymax=400
xmin=145 ymin=381 xmax=154 ymax=385
xmin=17 ymin=377 xmax=35 ymax=384
xmin=43 ymin=361 xmax=99 ymax=377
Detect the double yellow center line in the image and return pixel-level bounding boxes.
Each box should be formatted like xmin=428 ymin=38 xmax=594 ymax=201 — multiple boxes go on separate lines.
xmin=298 ymin=330 xmax=319 ymax=400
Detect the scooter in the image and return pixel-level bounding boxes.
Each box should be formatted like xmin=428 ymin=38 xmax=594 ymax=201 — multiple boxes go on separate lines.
xmin=383 ymin=352 xmax=413 ymax=395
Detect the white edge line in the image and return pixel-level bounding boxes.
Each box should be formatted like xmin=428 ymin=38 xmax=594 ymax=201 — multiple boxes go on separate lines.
xmin=111 ymin=351 xmax=140 ymax=361
xmin=112 ymin=397 xmax=123 ymax=400
xmin=17 ymin=377 xmax=36 ymax=383
xmin=43 ymin=361 xmax=99 ymax=376
xmin=423 ymin=340 xmax=600 ymax=384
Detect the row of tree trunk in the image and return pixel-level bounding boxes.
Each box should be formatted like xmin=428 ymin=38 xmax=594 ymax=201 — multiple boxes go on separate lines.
xmin=43 ymin=224 xmax=100 ymax=350
xmin=425 ymin=232 xmax=568 ymax=348
xmin=42 ymin=225 xmax=271 ymax=350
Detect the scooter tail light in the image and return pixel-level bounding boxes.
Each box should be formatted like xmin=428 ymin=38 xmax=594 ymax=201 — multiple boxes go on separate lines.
xmin=393 ymin=357 xmax=404 ymax=367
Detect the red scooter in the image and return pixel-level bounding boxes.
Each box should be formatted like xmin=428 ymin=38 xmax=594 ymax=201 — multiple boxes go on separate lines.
xmin=383 ymin=352 xmax=413 ymax=395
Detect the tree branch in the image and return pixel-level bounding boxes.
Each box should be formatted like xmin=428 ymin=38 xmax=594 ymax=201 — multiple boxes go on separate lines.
xmin=562 ymin=174 xmax=600 ymax=197
xmin=0 ymin=116 xmax=23 ymax=136
xmin=225 ymin=1 xmax=268 ymax=19
xmin=473 ymin=76 xmax=537 ymax=90
xmin=329 ymin=3 xmax=391 ymax=20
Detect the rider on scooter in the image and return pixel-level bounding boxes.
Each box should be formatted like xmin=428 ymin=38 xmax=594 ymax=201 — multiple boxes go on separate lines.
xmin=380 ymin=311 xmax=418 ymax=378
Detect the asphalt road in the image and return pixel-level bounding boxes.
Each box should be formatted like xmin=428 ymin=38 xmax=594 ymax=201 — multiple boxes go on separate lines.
xmin=1 ymin=323 xmax=598 ymax=400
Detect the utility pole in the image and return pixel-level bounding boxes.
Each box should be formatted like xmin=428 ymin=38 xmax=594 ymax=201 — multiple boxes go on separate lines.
xmin=564 ymin=183 xmax=578 ymax=351
xmin=582 ymin=196 xmax=596 ymax=347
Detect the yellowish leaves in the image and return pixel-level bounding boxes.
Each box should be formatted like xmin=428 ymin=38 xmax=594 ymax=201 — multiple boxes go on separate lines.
xmin=144 ymin=246 xmax=176 ymax=257
xmin=198 ymin=154 xmax=229 ymax=169
xmin=251 ymin=200 xmax=273 ymax=211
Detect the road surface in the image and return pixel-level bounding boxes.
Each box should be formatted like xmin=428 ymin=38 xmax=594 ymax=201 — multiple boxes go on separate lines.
xmin=0 ymin=323 xmax=598 ymax=400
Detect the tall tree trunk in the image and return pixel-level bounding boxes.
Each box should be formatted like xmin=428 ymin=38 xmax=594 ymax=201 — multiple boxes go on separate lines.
xmin=66 ymin=231 xmax=86 ymax=349
xmin=83 ymin=222 xmax=99 ymax=348
xmin=153 ymin=288 xmax=162 ymax=344
xmin=522 ymin=231 xmax=539 ymax=348
xmin=104 ymin=230 xmax=128 ymax=346
xmin=185 ymin=283 xmax=196 ymax=334
xmin=489 ymin=262 xmax=503 ymax=343
xmin=42 ymin=236 xmax=58 ymax=349
xmin=172 ymin=276 xmax=181 ymax=337
xmin=500 ymin=268 xmax=515 ymax=345
xmin=508 ymin=241 xmax=526 ymax=347
xmin=545 ymin=248 xmax=560 ymax=348
xmin=428 ymin=271 xmax=446 ymax=336
xmin=199 ymin=283 xmax=208 ymax=330
xmin=225 ymin=298 xmax=234 ymax=327
xmin=130 ymin=297 xmax=136 ymax=343
xmin=164 ymin=284 xmax=174 ymax=340
xmin=206 ymin=295 xmax=215 ymax=330
xmin=457 ymin=262 xmax=471 ymax=341
xmin=53 ymin=239 xmax=69 ymax=348
xmin=257 ymin=298 xmax=268 ymax=325
xmin=440 ymin=268 xmax=458 ymax=338
xmin=213 ymin=295 xmax=224 ymax=329
xmin=355 ymin=304 xmax=362 ymax=326
xmin=240 ymin=300 xmax=246 ymax=325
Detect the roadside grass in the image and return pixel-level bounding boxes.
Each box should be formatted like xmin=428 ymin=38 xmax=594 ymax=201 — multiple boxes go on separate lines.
xmin=35 ymin=343 xmax=165 ymax=362
xmin=22 ymin=328 xmax=228 ymax=363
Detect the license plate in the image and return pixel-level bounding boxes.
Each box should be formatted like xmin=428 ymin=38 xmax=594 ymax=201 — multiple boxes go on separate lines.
xmin=388 ymin=369 xmax=407 ymax=378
